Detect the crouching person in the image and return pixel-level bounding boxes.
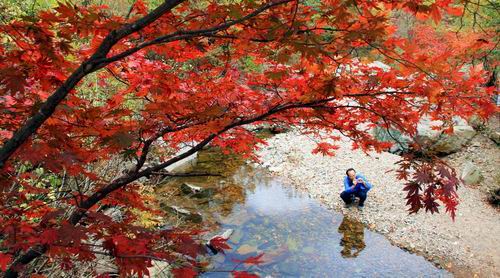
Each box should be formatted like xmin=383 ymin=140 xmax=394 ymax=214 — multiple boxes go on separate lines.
xmin=340 ymin=168 xmax=372 ymax=209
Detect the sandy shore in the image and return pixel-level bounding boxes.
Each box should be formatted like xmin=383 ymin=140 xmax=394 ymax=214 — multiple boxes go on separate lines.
xmin=256 ymin=130 xmax=500 ymax=277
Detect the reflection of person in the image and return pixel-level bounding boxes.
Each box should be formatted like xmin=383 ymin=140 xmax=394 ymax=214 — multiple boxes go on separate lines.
xmin=338 ymin=216 xmax=366 ymax=258
xmin=340 ymin=168 xmax=372 ymax=208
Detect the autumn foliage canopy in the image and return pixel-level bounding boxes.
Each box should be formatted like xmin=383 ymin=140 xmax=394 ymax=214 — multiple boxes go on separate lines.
xmin=0 ymin=0 xmax=497 ymax=277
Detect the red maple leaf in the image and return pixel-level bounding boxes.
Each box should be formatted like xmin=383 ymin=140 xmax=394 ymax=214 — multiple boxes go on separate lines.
xmin=0 ymin=253 xmax=12 ymax=272
xmin=208 ymin=236 xmax=231 ymax=253
xmin=232 ymin=253 xmax=265 ymax=265
xmin=232 ymin=271 xmax=260 ymax=278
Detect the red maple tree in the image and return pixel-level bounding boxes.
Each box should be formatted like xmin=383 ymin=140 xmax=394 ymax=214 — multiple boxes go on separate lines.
xmin=0 ymin=0 xmax=497 ymax=277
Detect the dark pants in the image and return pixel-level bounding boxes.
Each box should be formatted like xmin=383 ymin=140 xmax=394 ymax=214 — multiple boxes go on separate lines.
xmin=340 ymin=184 xmax=368 ymax=206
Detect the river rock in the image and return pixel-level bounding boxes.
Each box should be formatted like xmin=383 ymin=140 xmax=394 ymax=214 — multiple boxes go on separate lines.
xmin=95 ymin=259 xmax=118 ymax=276
xmin=162 ymin=204 xmax=203 ymax=223
xmin=303 ymin=246 xmax=315 ymax=254
xmin=218 ymin=209 xmax=253 ymax=225
xmin=206 ymin=229 xmax=234 ymax=255
xmin=490 ymin=131 xmax=500 ymax=144
xmin=461 ymin=162 xmax=484 ymax=185
xmin=468 ymin=114 xmax=500 ymax=145
xmin=372 ymin=116 xmax=476 ymax=154
xmin=148 ymin=261 xmax=170 ymax=277
xmin=91 ymin=238 xmax=118 ymax=275
xmin=269 ymin=124 xmax=290 ymax=134
xmin=231 ymin=229 xmax=244 ymax=244
xmin=180 ymin=183 xmax=214 ymax=198
xmin=103 ymin=207 xmax=123 ymax=222
xmin=207 ymin=229 xmax=233 ymax=246
xmin=372 ymin=126 xmax=411 ymax=154
xmin=237 ymin=244 xmax=258 ymax=254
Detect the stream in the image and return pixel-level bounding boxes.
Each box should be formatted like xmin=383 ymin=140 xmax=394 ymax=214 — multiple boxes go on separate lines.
xmin=156 ymin=147 xmax=450 ymax=277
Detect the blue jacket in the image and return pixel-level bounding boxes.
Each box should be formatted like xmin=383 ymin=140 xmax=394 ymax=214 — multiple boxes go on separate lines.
xmin=343 ymin=173 xmax=372 ymax=192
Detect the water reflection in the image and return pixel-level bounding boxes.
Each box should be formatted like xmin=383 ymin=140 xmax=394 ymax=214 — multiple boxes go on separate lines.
xmin=155 ymin=147 xmax=450 ymax=277
xmin=338 ymin=216 xmax=366 ymax=258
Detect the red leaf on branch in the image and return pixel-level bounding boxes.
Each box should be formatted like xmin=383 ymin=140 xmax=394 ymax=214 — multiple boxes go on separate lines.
xmin=311 ymin=142 xmax=339 ymax=156
xmin=0 ymin=253 xmax=12 ymax=272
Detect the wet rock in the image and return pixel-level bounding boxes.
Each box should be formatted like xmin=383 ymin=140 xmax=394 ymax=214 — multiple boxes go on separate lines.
xmin=218 ymin=209 xmax=253 ymax=225
xmin=231 ymin=229 xmax=244 ymax=244
xmin=163 ymin=146 xmax=198 ymax=172
xmin=461 ymin=162 xmax=484 ymax=185
xmin=286 ymin=236 xmax=299 ymax=252
xmin=260 ymin=244 xmax=289 ymax=266
xmin=180 ymin=183 xmax=214 ymax=198
xmin=237 ymin=244 xmax=258 ymax=254
xmin=162 ymin=204 xmax=203 ymax=223
xmin=206 ymin=229 xmax=233 ymax=255
xmin=303 ymin=246 xmax=315 ymax=254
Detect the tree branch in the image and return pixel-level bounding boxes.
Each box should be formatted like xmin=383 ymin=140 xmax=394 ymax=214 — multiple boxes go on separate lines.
xmin=0 ymin=0 xmax=186 ymax=169
xmin=3 ymin=95 xmax=335 ymax=277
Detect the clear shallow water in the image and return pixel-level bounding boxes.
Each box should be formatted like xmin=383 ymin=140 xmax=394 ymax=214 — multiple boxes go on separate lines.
xmin=202 ymin=169 xmax=449 ymax=277
xmin=157 ymin=148 xmax=450 ymax=277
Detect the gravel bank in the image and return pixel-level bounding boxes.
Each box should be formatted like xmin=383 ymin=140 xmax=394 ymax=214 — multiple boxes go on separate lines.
xmin=256 ymin=130 xmax=500 ymax=277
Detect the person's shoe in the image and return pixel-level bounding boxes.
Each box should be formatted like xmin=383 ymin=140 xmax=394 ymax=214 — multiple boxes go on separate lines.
xmin=358 ymin=204 xmax=364 ymax=211
xmin=343 ymin=203 xmax=351 ymax=208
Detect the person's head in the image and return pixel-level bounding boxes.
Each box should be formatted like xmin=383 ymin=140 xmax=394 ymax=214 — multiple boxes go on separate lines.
xmin=346 ymin=168 xmax=356 ymax=181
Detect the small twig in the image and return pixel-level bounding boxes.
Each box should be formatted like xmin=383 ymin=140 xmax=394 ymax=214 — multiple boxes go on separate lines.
xmin=150 ymin=171 xmax=223 ymax=177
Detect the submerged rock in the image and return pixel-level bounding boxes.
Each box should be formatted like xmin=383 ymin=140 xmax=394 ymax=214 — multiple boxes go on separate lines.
xmin=218 ymin=209 xmax=253 ymax=225
xmin=230 ymin=229 xmax=244 ymax=244
xmin=237 ymin=244 xmax=258 ymax=255
xmin=162 ymin=204 xmax=203 ymax=223
xmin=206 ymin=229 xmax=234 ymax=255
xmin=180 ymin=182 xmax=215 ymax=198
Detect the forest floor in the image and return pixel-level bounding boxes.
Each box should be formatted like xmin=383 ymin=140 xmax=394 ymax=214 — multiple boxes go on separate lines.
xmin=256 ymin=130 xmax=500 ymax=277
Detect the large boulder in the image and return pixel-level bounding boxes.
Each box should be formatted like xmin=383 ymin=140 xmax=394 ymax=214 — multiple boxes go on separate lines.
xmin=372 ymin=116 xmax=476 ymax=155
xmin=461 ymin=161 xmax=484 ymax=185
xmin=371 ymin=126 xmax=411 ymax=154
xmin=468 ymin=114 xmax=500 ymax=145
xmin=415 ymin=116 xmax=476 ymax=154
